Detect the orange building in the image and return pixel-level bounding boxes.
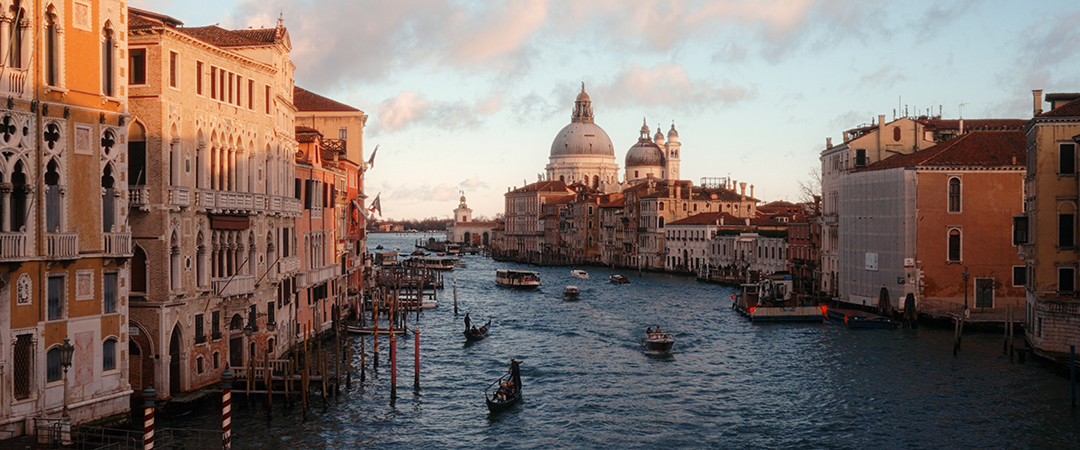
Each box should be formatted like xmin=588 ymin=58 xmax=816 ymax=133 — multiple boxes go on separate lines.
xmin=0 ymin=0 xmax=132 ymax=435
xmin=840 ymin=130 xmax=1026 ymax=312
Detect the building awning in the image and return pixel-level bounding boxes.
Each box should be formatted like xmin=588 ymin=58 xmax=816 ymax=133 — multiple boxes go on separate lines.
xmin=210 ymin=215 xmax=250 ymax=230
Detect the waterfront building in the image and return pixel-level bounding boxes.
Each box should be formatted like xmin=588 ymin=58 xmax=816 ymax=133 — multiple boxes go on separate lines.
xmin=0 ymin=0 xmax=133 ymax=433
xmin=1020 ymin=91 xmax=1080 ymax=359
xmin=664 ymin=213 xmax=727 ymax=274
xmin=786 ymin=204 xmax=821 ymax=299
xmin=820 ymin=115 xmax=1027 ymax=301
xmin=710 ymin=223 xmax=790 ymax=282
xmin=445 ymin=193 xmax=496 ymax=247
xmin=497 ymin=180 xmax=575 ymax=262
xmin=293 ymin=86 xmax=368 ymax=324
xmin=598 ymin=194 xmax=628 ymax=266
xmin=126 ymin=8 xmax=300 ymax=400
xmin=293 ymin=126 xmax=348 ymax=338
xmin=839 ymin=130 xmax=1025 ymax=312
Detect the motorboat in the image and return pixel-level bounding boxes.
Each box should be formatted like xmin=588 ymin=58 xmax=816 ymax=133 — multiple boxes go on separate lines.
xmin=642 ymin=329 xmax=674 ymax=353
xmin=563 ymin=285 xmax=580 ymax=300
xmin=495 ymin=269 xmax=541 ymax=289
xmin=485 ymin=359 xmax=523 ymax=413
xmin=609 ymin=274 xmax=630 ymax=284
xmin=571 ymin=269 xmax=589 ymax=279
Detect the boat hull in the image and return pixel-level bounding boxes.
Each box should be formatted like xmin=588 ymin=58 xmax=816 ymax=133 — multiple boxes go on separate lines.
xmin=733 ymin=303 xmax=826 ymax=322
xmin=486 ymin=391 xmax=522 ymax=413
xmin=825 ymin=309 xmax=899 ymax=329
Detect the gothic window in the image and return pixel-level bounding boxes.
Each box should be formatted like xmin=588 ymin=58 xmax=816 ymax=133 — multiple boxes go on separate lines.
xmin=948 ymin=177 xmax=961 ymax=212
xmin=103 ymin=338 xmax=117 ymax=371
xmin=10 ymin=160 xmax=27 ymax=232
xmin=102 ymin=164 xmax=116 ymax=232
xmin=45 ymin=159 xmax=61 ymax=232
xmin=9 ymin=2 xmax=26 ymax=68
xmin=46 ymin=6 xmax=60 ymax=85
xmin=102 ymin=23 xmax=115 ymax=96
xmin=13 ymin=334 xmax=33 ymax=399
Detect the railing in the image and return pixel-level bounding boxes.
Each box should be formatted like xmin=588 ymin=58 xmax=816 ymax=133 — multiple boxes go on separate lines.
xmin=2 ymin=69 xmax=27 ymax=97
xmin=129 ymin=186 xmax=150 ymax=210
xmin=254 ymin=194 xmax=267 ymax=213
xmin=306 ymin=264 xmax=340 ymax=286
xmin=0 ymin=231 xmax=27 ymax=260
xmin=196 ymin=189 xmax=214 ymax=209
xmin=230 ymin=358 xmax=293 ymax=381
xmin=212 ymin=274 xmax=255 ymax=297
xmin=169 ymin=186 xmax=190 ymax=208
xmin=103 ymin=232 xmax=132 ymax=257
xmin=217 ymin=191 xmax=254 ymax=212
xmin=279 ymin=255 xmax=301 ymax=274
xmin=282 ymin=197 xmax=302 ymax=215
xmin=45 ymin=232 xmax=78 ymax=259
xmin=322 ymin=138 xmax=346 ymax=153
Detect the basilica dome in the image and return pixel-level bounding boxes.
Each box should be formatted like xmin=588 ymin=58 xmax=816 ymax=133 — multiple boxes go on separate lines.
xmin=625 ymin=120 xmax=664 ymax=167
xmin=550 ymin=122 xmax=615 ymax=157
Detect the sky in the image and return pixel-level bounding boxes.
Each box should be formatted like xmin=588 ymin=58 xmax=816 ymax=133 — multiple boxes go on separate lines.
xmin=132 ymin=0 xmax=1080 ymax=221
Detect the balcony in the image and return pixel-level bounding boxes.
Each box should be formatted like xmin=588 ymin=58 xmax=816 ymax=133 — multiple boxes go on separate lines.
xmin=129 ymin=187 xmax=150 ymax=211
xmin=306 ymin=264 xmax=340 ymax=286
xmin=45 ymin=233 xmax=78 ymax=259
xmin=279 ymin=255 xmax=301 ymax=275
xmin=212 ymin=274 xmax=255 ymax=298
xmin=1 ymin=68 xmax=27 ymax=98
xmin=0 ymin=231 xmax=27 ymax=260
xmin=169 ymin=186 xmax=190 ymax=208
xmin=103 ymin=232 xmax=132 ymax=257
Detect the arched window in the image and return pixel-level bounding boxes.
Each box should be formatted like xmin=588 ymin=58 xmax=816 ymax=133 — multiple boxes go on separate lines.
xmin=9 ymin=2 xmax=26 ymax=69
xmin=45 ymin=159 xmax=61 ymax=232
xmin=46 ymin=347 xmax=62 ymax=382
xmin=129 ymin=122 xmax=147 ymax=185
xmin=103 ymin=338 xmax=117 ymax=371
xmin=102 ymin=164 xmax=116 ymax=232
xmin=948 ymin=229 xmax=961 ymax=262
xmin=170 ymin=231 xmax=180 ymax=291
xmin=45 ymin=6 xmax=60 ymax=85
xmin=658 ymin=217 xmax=665 ymax=228
xmin=948 ymin=177 xmax=961 ymax=212
xmin=10 ymin=160 xmax=27 ymax=232
xmin=196 ymin=232 xmax=207 ymax=287
xmin=102 ymin=23 xmax=115 ymax=96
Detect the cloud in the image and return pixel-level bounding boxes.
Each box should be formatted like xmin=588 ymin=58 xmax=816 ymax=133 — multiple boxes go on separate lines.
xmin=458 ymin=177 xmax=488 ymax=190
xmin=856 ymin=66 xmax=908 ymax=90
xmin=595 ymin=63 xmax=749 ymax=110
xmin=382 ymin=182 xmax=461 ymax=204
xmin=374 ymin=91 xmax=503 ymax=133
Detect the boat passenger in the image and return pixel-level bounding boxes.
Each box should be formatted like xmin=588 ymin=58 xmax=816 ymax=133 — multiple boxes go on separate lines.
xmin=646 ymin=327 xmax=653 ymax=334
xmin=464 ymin=312 xmax=472 ymax=331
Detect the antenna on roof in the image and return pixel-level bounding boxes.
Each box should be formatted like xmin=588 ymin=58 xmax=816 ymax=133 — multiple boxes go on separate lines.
xmin=958 ymin=102 xmax=968 ymax=119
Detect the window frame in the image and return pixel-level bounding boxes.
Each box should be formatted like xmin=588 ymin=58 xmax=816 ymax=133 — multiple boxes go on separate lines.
xmin=102 ymin=338 xmax=117 ymax=372
xmin=947 ymin=176 xmax=961 ymax=213
xmin=46 ymin=347 xmax=62 ymax=383
xmin=102 ymin=271 xmax=118 ymax=314
xmin=947 ymin=228 xmax=962 ymax=262
xmin=128 ymin=48 xmax=147 ymax=86
xmin=47 ymin=274 xmax=65 ymax=321
xmin=1060 ymin=142 xmax=1077 ymax=175
xmin=196 ymin=61 xmax=204 ymax=95
xmin=1059 ymin=212 xmax=1075 ymax=248
xmin=169 ymin=51 xmax=179 ymax=88
xmin=1059 ymin=266 xmax=1076 ymax=293
xmin=1012 ymin=265 xmax=1026 ymax=287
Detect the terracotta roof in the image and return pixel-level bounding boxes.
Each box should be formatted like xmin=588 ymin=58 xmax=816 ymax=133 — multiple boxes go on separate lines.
xmin=1038 ymin=97 xmax=1080 ymax=118
xmin=668 ymin=211 xmax=783 ymax=227
xmin=860 ymin=130 xmax=1025 ymax=172
xmin=508 ymin=180 xmax=572 ymax=195
xmin=232 ymin=28 xmax=278 ymax=44
xmin=128 ymin=7 xmax=183 ymax=29
xmin=294 ymin=87 xmax=361 ymax=112
xmin=295 ymin=126 xmax=320 ymax=143
xmin=550 ymin=195 xmax=576 ymax=205
xmin=600 ymin=197 xmax=625 ymax=208
xmin=179 ymin=26 xmax=278 ymax=47
xmin=918 ymin=118 xmax=1028 ymax=131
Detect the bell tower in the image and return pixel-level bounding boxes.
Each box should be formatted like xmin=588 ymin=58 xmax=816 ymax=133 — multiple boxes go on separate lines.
xmin=665 ymin=123 xmax=681 ymax=181
xmin=454 ymin=192 xmax=472 ymax=224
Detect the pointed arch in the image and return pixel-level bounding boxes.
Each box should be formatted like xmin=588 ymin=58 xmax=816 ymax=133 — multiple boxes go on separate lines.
xmin=132 ymin=243 xmax=148 ymax=294
xmin=129 ymin=120 xmax=147 ymax=185
xmin=102 ymin=21 xmax=115 ymax=96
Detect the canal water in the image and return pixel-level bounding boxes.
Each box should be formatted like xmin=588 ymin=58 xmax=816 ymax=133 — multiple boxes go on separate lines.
xmin=161 ymin=233 xmax=1080 ymax=449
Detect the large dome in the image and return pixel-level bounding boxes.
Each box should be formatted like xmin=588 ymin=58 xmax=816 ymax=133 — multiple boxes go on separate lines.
xmin=550 ymin=122 xmax=615 ymax=157
xmin=625 ymin=141 xmax=664 ymax=167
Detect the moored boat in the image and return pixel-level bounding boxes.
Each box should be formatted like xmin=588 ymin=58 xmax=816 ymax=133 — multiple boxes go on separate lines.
xmin=563 ymin=285 xmax=580 ymax=300
xmin=495 ymin=269 xmax=542 ymax=289
xmin=825 ymin=307 xmax=899 ymax=329
xmin=485 ymin=359 xmax=523 ymax=413
xmin=609 ymin=274 xmax=630 ymax=284
xmin=642 ymin=328 xmax=674 ymax=353
xmin=571 ymin=269 xmax=589 ymax=279
xmin=402 ymin=255 xmax=457 ymax=271
xmin=732 ymin=274 xmax=825 ymax=322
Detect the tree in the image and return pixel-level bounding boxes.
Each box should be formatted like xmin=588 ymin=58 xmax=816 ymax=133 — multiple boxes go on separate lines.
xmin=798 ymin=167 xmax=822 ymax=212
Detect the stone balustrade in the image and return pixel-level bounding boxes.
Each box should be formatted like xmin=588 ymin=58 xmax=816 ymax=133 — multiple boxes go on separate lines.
xmin=45 ymin=233 xmax=79 ymax=259
xmin=169 ymin=186 xmax=190 ymax=208
xmin=103 ymin=232 xmax=132 ymax=257
xmin=212 ymin=274 xmax=256 ymax=298
xmin=129 ymin=187 xmax=150 ymax=210
xmin=0 ymin=231 xmax=27 ymax=260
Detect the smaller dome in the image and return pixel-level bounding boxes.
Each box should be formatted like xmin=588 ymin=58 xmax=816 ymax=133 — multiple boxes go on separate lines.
xmin=625 ymin=141 xmax=664 ymax=167
xmin=653 ymin=127 xmax=665 ymax=144
xmin=459 ymin=195 xmax=466 ymax=203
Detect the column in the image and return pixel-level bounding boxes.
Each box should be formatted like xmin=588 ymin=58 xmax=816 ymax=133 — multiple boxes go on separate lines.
xmin=0 ymin=183 xmax=11 ymax=232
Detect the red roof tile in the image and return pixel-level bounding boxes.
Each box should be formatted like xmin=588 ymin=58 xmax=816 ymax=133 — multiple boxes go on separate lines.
xmin=508 ymin=180 xmax=572 ymax=194
xmin=1038 ymin=97 xmax=1080 ymax=118
xmin=860 ymin=130 xmax=1025 ymax=172
xmin=129 ymin=7 xmax=183 ymax=28
xmin=918 ymin=118 xmax=1028 ymax=131
xmin=668 ymin=211 xmax=783 ymax=227
xmin=294 ymin=87 xmax=361 ymax=112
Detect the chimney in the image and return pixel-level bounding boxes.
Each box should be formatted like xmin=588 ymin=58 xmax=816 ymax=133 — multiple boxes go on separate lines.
xmin=826 ymin=137 xmax=832 ymax=148
xmin=739 ymin=182 xmax=747 ymax=201
xmin=720 ymin=216 xmax=725 ymax=226
xmin=1033 ymin=89 xmax=1044 ymax=116
xmin=745 ymin=218 xmax=750 ymax=226
xmin=959 ymin=119 xmax=964 ymax=135
xmin=750 ymin=184 xmax=754 ymax=199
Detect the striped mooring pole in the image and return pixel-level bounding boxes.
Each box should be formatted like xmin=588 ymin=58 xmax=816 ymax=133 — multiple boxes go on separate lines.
xmin=222 ymin=369 xmax=233 ymax=449
xmin=143 ymin=386 xmax=156 ymax=450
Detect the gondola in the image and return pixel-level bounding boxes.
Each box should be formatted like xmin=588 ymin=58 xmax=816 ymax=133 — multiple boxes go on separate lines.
xmin=485 ymin=359 xmax=523 ymax=413
xmin=464 ymin=320 xmax=491 ymax=342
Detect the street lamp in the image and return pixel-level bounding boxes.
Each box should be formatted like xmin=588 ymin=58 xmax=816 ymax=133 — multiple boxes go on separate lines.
xmin=59 ymin=337 xmax=74 ymax=417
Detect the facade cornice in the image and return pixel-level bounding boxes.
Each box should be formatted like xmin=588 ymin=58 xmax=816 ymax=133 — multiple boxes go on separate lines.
xmin=129 ymin=26 xmax=277 ymax=74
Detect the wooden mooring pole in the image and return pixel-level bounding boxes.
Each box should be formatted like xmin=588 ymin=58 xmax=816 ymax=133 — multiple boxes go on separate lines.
xmin=1071 ymin=345 xmax=1076 ymax=409
xmin=414 ymin=328 xmax=421 ymax=391
xmin=360 ymin=334 xmax=367 ymax=383
xmin=264 ymin=350 xmax=272 ymax=416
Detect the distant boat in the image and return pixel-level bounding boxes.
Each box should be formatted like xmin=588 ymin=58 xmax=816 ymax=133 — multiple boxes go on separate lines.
xmin=495 ymin=269 xmax=541 ymax=289
xmin=485 ymin=359 xmax=523 ymax=413
xmin=455 ymin=259 xmax=467 ymax=268
xmin=642 ymin=329 xmax=674 ymax=353
xmin=609 ymin=274 xmax=630 ymax=284
xmin=563 ymin=285 xmax=580 ymax=300
xmin=375 ymin=244 xmax=384 ymax=250
xmin=571 ymin=269 xmax=589 ymax=279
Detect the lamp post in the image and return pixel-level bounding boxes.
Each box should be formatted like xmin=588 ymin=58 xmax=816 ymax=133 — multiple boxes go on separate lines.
xmin=59 ymin=337 xmax=74 ymax=445
xmin=59 ymin=337 xmax=74 ymax=417
xmin=961 ymin=265 xmax=970 ymax=317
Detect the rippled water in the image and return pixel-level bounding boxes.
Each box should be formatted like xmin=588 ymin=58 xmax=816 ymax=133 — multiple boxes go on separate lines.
xmin=161 ymin=233 xmax=1080 ymax=449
